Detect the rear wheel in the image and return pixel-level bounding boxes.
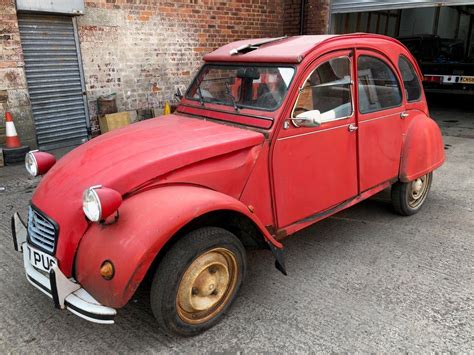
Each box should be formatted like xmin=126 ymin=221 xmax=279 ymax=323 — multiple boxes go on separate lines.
xmin=150 ymin=227 xmax=246 ymax=336
xmin=391 ymin=172 xmax=433 ymax=216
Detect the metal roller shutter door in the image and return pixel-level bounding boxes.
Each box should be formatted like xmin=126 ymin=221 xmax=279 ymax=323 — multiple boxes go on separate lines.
xmin=332 ymin=0 xmax=474 ymax=14
xmin=18 ymin=14 xmax=89 ymax=151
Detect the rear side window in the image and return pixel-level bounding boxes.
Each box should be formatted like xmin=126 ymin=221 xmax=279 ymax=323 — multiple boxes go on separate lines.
xmin=398 ymin=56 xmax=422 ymax=102
xmin=357 ymin=56 xmax=402 ymax=114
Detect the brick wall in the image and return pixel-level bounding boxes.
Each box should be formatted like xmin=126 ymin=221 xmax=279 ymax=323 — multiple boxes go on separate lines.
xmin=283 ymin=0 xmax=330 ymax=36
xmin=0 ymin=0 xmax=331 ymax=146
xmin=0 ymin=0 xmax=36 ymax=147
xmin=284 ymin=0 xmax=303 ymax=36
xmin=305 ymin=0 xmax=330 ymax=35
xmin=78 ymin=0 xmax=286 ymax=133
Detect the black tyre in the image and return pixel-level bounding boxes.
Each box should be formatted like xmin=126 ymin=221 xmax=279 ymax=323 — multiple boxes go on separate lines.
xmin=391 ymin=172 xmax=433 ymax=216
xmin=150 ymin=227 xmax=246 ymax=337
xmin=3 ymin=145 xmax=30 ymax=165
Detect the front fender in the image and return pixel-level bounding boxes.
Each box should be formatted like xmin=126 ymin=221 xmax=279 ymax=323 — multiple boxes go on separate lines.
xmin=399 ymin=115 xmax=445 ymax=182
xmin=75 ymin=184 xmax=281 ymax=308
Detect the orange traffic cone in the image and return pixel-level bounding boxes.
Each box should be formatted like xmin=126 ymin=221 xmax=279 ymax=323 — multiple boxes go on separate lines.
xmin=5 ymin=112 xmax=21 ymax=148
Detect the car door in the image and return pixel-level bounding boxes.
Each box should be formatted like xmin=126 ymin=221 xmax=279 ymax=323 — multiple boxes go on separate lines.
xmin=272 ymin=51 xmax=359 ymax=228
xmin=356 ymin=51 xmax=405 ymax=192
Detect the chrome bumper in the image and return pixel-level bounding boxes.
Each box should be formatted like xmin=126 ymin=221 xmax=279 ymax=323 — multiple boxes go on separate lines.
xmin=11 ymin=212 xmax=116 ymax=324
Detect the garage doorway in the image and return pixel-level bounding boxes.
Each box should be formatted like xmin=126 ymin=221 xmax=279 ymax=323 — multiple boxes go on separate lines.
xmin=331 ymin=5 xmax=474 ymax=49
xmin=330 ymin=2 xmax=474 ymax=95
xmin=18 ymin=14 xmax=90 ymax=151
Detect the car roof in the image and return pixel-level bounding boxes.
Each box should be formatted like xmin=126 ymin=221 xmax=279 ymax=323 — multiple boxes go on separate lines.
xmin=204 ymin=33 xmax=405 ymax=64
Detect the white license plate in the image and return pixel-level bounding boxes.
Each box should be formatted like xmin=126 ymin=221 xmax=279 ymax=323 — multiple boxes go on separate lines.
xmin=26 ymin=244 xmax=57 ymax=272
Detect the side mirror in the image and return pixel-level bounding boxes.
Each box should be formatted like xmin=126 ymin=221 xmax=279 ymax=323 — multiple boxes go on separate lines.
xmin=175 ymin=87 xmax=183 ymax=100
xmin=291 ymin=110 xmax=322 ymax=127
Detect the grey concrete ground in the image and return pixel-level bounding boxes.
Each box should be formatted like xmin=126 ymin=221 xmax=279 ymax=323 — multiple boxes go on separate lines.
xmin=0 ymin=95 xmax=472 ymax=353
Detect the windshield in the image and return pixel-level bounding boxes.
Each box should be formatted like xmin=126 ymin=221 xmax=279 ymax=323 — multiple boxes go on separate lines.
xmin=186 ymin=65 xmax=295 ymax=111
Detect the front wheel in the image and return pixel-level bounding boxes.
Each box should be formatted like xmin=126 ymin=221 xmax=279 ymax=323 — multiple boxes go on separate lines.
xmin=150 ymin=227 xmax=246 ymax=336
xmin=391 ymin=172 xmax=433 ymax=216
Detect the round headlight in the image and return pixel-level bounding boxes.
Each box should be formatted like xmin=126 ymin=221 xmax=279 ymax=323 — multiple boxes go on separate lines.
xmin=25 ymin=150 xmax=56 ymax=177
xmin=83 ymin=186 xmax=102 ymax=222
xmin=82 ymin=186 xmax=122 ymax=223
xmin=25 ymin=151 xmax=38 ymax=177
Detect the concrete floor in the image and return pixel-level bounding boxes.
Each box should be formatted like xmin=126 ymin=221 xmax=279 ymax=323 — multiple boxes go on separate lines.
xmin=0 ymin=96 xmax=472 ymax=352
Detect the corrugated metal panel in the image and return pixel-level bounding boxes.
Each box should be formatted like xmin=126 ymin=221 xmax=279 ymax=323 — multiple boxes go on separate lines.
xmin=16 ymin=0 xmax=85 ymax=15
xmin=19 ymin=14 xmax=89 ymax=151
xmin=331 ymin=0 xmax=474 ymax=14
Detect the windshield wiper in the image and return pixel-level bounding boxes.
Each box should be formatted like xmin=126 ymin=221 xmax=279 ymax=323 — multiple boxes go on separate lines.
xmin=196 ymin=86 xmax=205 ymax=106
xmin=225 ymin=82 xmax=239 ymax=112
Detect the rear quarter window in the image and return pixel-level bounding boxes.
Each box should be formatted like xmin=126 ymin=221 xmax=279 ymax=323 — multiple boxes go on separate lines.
xmin=398 ymin=56 xmax=422 ymax=102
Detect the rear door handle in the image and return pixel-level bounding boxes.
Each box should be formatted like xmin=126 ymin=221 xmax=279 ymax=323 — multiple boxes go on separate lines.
xmin=400 ymin=112 xmax=409 ymax=119
xmin=348 ymin=123 xmax=358 ymax=132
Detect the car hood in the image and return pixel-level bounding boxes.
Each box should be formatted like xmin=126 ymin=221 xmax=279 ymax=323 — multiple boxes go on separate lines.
xmin=31 ymin=114 xmax=265 ymax=275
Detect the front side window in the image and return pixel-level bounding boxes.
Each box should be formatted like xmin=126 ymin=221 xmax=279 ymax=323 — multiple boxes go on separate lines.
xmin=292 ymin=57 xmax=352 ymax=121
xmin=186 ymin=65 xmax=295 ymax=111
xmin=357 ymin=56 xmax=402 ymax=114
xmin=398 ymin=56 xmax=422 ymax=102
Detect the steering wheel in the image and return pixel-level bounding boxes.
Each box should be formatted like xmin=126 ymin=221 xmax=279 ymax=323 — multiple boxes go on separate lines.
xmin=256 ymin=92 xmax=278 ymax=108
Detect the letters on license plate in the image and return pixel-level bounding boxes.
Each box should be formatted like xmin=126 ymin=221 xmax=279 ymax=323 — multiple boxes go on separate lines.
xmin=27 ymin=244 xmax=57 ymax=272
xmin=460 ymin=76 xmax=474 ymax=84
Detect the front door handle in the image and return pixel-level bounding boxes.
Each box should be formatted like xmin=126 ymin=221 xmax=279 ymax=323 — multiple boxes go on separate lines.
xmin=348 ymin=123 xmax=358 ymax=132
xmin=400 ymin=112 xmax=409 ymax=119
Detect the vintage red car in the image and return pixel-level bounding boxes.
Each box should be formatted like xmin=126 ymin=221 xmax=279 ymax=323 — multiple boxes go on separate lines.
xmin=12 ymin=34 xmax=445 ymax=336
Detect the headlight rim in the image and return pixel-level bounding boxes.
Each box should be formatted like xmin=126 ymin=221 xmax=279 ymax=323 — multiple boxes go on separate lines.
xmin=82 ymin=185 xmax=103 ymax=222
xmin=25 ymin=150 xmax=39 ymax=177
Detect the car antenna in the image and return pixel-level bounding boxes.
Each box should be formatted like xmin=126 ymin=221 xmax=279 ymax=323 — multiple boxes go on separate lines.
xmin=230 ymin=36 xmax=288 ymax=55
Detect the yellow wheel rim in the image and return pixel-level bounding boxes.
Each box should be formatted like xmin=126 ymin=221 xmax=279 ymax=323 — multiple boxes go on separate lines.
xmin=408 ymin=174 xmax=431 ymax=208
xmin=176 ymin=248 xmax=239 ymax=324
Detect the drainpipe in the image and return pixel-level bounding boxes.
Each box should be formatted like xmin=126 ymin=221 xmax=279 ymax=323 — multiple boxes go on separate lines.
xmin=299 ymin=0 xmax=305 ymax=35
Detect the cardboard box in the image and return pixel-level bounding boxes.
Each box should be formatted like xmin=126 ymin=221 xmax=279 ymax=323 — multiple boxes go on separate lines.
xmin=128 ymin=110 xmax=138 ymax=123
xmin=99 ymin=112 xmax=130 ymax=133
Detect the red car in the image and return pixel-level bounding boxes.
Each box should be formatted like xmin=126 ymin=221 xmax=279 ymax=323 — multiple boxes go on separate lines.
xmin=12 ymin=34 xmax=444 ymax=336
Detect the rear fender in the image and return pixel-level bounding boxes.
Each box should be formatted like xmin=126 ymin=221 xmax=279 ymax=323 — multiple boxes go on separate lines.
xmin=74 ymin=184 xmax=282 ymax=308
xmin=399 ymin=115 xmax=445 ymax=182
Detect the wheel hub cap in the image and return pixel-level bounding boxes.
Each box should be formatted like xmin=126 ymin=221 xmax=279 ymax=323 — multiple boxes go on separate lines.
xmin=176 ymin=248 xmax=238 ymax=324
xmin=412 ymin=179 xmax=423 ymax=195
xmin=408 ymin=174 xmax=430 ymax=208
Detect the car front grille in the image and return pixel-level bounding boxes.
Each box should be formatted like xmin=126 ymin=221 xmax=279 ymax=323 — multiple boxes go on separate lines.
xmin=28 ymin=206 xmax=57 ymax=254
